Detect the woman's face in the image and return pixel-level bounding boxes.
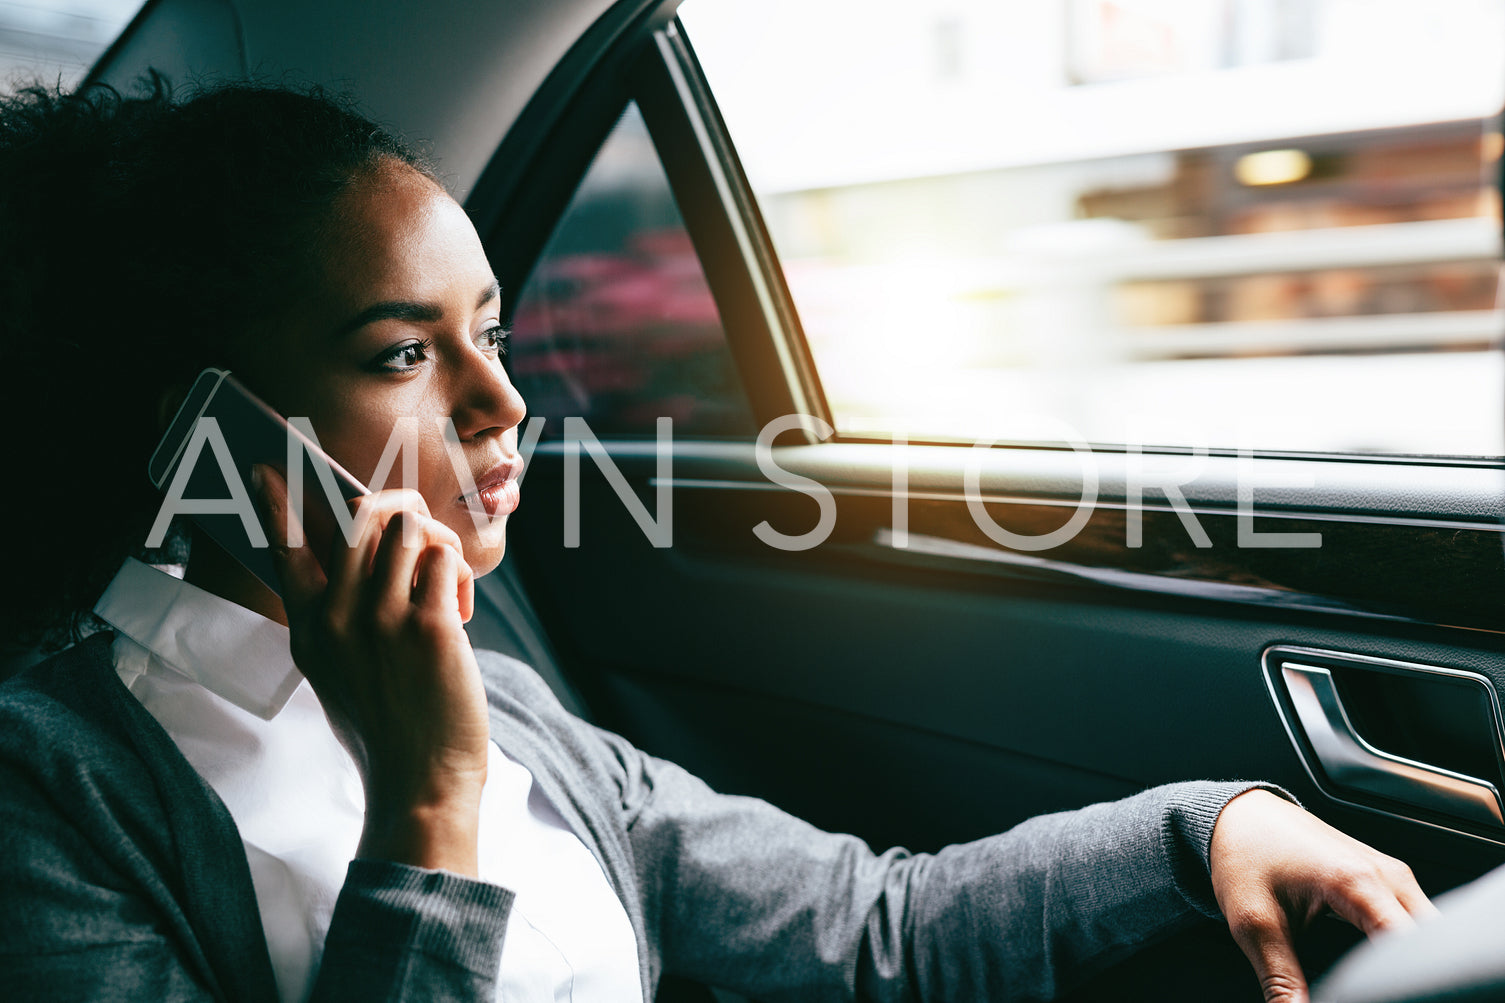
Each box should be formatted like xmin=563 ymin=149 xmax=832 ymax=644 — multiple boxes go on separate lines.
xmin=232 ymin=159 xmax=527 ymax=577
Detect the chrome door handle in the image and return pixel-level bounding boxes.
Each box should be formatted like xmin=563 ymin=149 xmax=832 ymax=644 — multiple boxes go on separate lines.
xmin=1282 ymin=663 xmax=1505 ymax=828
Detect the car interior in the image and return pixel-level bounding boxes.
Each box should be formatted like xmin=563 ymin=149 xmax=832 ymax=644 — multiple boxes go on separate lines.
xmin=8 ymin=0 xmax=1505 ymax=999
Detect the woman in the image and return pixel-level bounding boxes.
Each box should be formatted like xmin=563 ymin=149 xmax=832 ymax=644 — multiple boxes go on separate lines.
xmin=0 ymin=78 xmax=1434 ymax=1002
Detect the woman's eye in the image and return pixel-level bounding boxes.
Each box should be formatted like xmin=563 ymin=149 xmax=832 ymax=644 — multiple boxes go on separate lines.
xmin=476 ymin=325 xmax=510 ymax=357
xmin=371 ymin=339 xmax=433 ymax=372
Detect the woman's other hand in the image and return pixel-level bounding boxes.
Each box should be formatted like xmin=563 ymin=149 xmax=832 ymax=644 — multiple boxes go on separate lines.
xmin=254 ymin=464 xmax=490 ymax=877
xmin=1210 ymin=789 xmax=1438 ymax=1003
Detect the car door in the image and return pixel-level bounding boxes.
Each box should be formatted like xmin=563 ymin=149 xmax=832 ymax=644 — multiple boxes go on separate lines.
xmin=91 ymin=0 xmax=1505 ymax=999
xmin=469 ymin=2 xmax=1505 ymax=1000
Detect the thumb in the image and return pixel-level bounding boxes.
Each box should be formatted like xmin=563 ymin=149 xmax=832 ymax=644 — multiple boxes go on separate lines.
xmin=251 ymin=464 xmax=326 ymax=615
xmin=1233 ymin=911 xmax=1310 ymax=1003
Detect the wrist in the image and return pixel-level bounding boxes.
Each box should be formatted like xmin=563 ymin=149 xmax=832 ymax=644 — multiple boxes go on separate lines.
xmin=359 ymin=794 xmax=484 ymax=876
xmin=359 ymin=758 xmax=487 ymax=876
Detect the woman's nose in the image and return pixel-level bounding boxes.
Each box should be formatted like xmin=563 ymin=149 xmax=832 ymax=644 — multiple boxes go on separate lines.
xmin=452 ymin=346 xmax=527 ymax=441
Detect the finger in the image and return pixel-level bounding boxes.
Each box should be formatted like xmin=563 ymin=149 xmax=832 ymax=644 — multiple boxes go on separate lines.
xmin=369 ymin=505 xmax=466 ymax=586
xmin=412 ymin=542 xmax=463 ymax=616
xmin=456 ymin=557 xmax=475 ymax=624
xmin=417 ymin=515 xmax=465 ymax=556
xmin=1326 ymin=880 xmax=1417 ymax=937
xmin=1385 ymin=864 xmax=1440 ymax=922
xmin=328 ymin=488 xmax=428 ymax=580
xmin=401 ymin=517 xmax=474 ymax=623
xmin=1398 ymin=884 xmax=1440 ymax=921
xmin=324 ymin=494 xmax=390 ymax=625
xmin=1233 ymin=913 xmax=1310 ymax=1003
xmin=252 ymin=464 xmax=326 ymax=614
xmin=368 ymin=511 xmax=431 ymax=619
xmin=383 ymin=512 xmax=475 ymax=623
xmin=374 ymin=488 xmax=433 ymax=528
xmin=358 ymin=489 xmax=435 ymax=570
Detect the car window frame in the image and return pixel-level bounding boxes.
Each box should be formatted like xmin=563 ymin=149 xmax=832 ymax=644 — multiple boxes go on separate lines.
xmin=469 ymin=1 xmax=829 ymax=439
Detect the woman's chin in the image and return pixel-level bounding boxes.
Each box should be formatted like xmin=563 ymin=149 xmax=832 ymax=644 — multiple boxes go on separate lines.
xmin=464 ymin=530 xmax=507 ymax=579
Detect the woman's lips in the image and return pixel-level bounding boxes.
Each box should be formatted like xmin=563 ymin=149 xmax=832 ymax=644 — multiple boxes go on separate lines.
xmin=473 ymin=478 xmax=520 ymax=517
xmin=460 ymin=458 xmax=523 ymax=517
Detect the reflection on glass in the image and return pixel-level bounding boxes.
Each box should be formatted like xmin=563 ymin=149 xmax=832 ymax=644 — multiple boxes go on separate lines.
xmin=684 ymin=0 xmax=1505 ymax=456
xmin=509 ymin=103 xmax=755 ymax=439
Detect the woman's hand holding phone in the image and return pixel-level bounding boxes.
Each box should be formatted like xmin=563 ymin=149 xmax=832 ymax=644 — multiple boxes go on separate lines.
xmin=253 ymin=464 xmax=490 ymax=877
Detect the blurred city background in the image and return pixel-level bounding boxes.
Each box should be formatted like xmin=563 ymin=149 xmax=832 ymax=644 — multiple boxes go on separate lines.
xmin=681 ymin=0 xmax=1505 ymax=455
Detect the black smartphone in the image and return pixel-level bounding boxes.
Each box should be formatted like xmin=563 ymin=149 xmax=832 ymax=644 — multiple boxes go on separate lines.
xmin=148 ymin=368 xmax=371 ymax=595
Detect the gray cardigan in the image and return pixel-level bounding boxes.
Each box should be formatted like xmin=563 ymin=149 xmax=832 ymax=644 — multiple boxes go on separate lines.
xmin=0 ymin=631 xmax=1264 ymax=1002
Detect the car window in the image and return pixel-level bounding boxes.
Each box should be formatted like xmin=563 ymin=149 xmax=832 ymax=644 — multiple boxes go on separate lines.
xmin=0 ymin=1 xmax=144 ymax=92
xmin=508 ymin=101 xmax=757 ymax=440
xmin=681 ymin=0 xmax=1505 ymax=457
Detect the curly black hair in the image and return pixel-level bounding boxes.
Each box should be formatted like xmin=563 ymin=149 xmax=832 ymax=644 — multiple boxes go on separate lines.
xmin=0 ymin=73 xmax=435 ymax=652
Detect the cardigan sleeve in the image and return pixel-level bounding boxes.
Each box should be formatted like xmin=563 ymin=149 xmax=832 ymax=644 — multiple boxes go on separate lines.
xmin=309 ymin=860 xmax=515 ymax=1001
xmin=592 ymin=721 xmax=1280 ymax=1003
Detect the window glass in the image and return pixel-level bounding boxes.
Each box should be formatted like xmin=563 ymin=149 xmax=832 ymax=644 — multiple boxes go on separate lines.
xmin=0 ymin=1 xmax=144 ymax=92
xmin=509 ymin=102 xmax=756 ymax=439
xmin=682 ymin=0 xmax=1505 ymax=456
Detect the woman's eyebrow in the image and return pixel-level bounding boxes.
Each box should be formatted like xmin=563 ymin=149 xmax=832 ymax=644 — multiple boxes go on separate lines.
xmin=334 ymin=300 xmax=441 ymax=338
xmin=477 ymin=277 xmax=501 ymax=309
xmin=335 ymin=278 xmax=502 ymax=339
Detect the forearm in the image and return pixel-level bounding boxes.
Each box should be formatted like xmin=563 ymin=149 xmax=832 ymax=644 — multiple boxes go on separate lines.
xmin=877 ymin=780 xmax=1277 ymax=1003
xmin=629 ymin=755 xmax=1276 ymax=1003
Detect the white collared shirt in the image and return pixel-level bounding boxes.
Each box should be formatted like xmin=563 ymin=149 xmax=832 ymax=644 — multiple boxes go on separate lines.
xmin=95 ymin=558 xmax=642 ymax=1003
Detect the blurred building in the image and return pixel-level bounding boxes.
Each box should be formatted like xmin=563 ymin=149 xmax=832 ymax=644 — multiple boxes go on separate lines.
xmin=683 ymin=0 xmax=1505 ymax=455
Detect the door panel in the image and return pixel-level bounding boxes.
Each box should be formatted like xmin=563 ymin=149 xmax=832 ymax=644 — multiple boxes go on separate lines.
xmin=505 ymin=440 xmax=1505 ymax=998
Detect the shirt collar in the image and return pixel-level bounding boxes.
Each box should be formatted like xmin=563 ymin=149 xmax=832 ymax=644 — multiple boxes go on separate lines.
xmin=93 ymin=557 xmax=304 ymax=720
